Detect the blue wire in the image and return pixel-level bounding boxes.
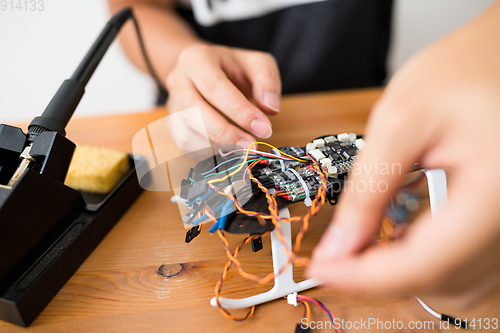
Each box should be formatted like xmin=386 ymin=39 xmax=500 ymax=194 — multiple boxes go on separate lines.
xmin=200 ymin=155 xmax=261 ymax=176
xmin=298 ymin=297 xmax=334 ymax=326
xmin=208 ymin=200 xmax=233 ymax=233
xmin=317 ymin=303 xmax=334 ymax=324
xmin=191 ymin=203 xmax=224 ymax=226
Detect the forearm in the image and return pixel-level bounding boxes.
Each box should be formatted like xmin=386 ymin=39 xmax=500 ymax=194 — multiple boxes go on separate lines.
xmin=108 ymin=0 xmax=204 ymax=81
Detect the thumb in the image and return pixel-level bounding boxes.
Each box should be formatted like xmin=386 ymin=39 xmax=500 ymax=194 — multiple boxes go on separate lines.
xmin=313 ymin=108 xmax=430 ymax=261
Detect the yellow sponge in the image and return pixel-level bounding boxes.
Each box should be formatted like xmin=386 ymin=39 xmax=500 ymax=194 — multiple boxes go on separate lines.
xmin=65 ymin=145 xmax=130 ymax=194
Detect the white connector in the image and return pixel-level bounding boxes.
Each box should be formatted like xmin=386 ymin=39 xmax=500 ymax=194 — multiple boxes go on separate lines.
xmin=324 ymin=135 xmax=337 ymax=143
xmin=287 ymin=292 xmax=298 ymax=306
xmin=309 ymin=149 xmax=326 ymax=161
xmin=355 ymin=138 xmax=366 ymax=150
xmin=328 ymin=165 xmax=338 ymax=177
xmin=338 ymin=133 xmax=349 ymax=142
xmin=306 ymin=142 xmax=316 ymax=152
xmin=312 ymin=138 xmax=325 ymax=148
xmin=321 ymin=158 xmax=332 ymax=168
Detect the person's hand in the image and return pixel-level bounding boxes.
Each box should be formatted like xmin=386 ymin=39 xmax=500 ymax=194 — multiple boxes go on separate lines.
xmin=308 ymin=2 xmax=500 ymax=306
xmin=166 ymin=44 xmax=281 ymax=151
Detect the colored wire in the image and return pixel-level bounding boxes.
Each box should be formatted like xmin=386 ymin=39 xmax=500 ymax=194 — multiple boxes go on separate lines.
xmin=201 ymin=155 xmax=262 ymax=176
xmin=297 ymin=296 xmax=342 ymax=333
xmin=219 ymin=148 xmax=310 ymax=160
xmin=204 ymin=158 xmax=269 ymax=179
xmin=212 ymin=161 xmax=328 ymax=285
xmin=208 ymin=142 xmax=309 ymax=185
xmin=256 ymin=142 xmax=310 ymax=162
xmin=207 ymin=142 xmax=259 ymax=184
xmin=300 ymin=300 xmax=311 ymax=326
xmin=191 ymin=142 xmax=329 ymax=322
xmin=242 ymin=159 xmax=259 ymax=186
xmin=208 ymin=200 xmax=233 ymax=233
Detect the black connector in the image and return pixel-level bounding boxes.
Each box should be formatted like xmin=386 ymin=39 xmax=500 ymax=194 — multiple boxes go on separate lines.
xmin=180 ymin=179 xmax=192 ymax=199
xmin=250 ymin=234 xmax=263 ymax=252
xmin=187 ymin=179 xmax=208 ymax=202
xmin=187 ymin=167 xmax=194 ymax=180
xmin=441 ymin=315 xmax=469 ymax=330
xmin=295 ymin=323 xmax=310 ymax=333
xmin=185 ymin=226 xmax=201 ymax=243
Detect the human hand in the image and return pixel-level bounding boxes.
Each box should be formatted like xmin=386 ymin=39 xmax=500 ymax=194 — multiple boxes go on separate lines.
xmin=166 ymin=44 xmax=281 ymax=151
xmin=308 ymin=2 xmax=500 ymax=306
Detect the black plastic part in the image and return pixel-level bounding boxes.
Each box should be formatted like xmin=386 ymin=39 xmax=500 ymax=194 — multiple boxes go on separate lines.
xmin=71 ymin=8 xmax=131 ymax=86
xmin=0 ymin=155 xmax=144 ymax=327
xmin=0 ymin=124 xmax=25 ymax=155
xmin=205 ymin=193 xmax=228 ymax=212
xmin=295 ymin=323 xmax=311 ymax=332
xmin=185 ymin=226 xmax=201 ymax=243
xmin=224 ymin=194 xmax=285 ymax=234
xmin=187 ymin=167 xmax=194 ymax=180
xmin=107 ymin=7 xmax=133 ymax=29
xmin=193 ymin=155 xmax=219 ymax=181
xmin=187 ymin=180 xmax=208 ymax=202
xmin=0 ymin=124 xmax=26 ymax=182
xmin=30 ymin=131 xmax=75 ymax=183
xmin=0 ymin=167 xmax=12 ymax=185
xmin=0 ymin=170 xmax=85 ymax=287
xmin=441 ymin=315 xmax=469 ymax=330
xmin=28 ymin=80 xmax=85 ymax=137
xmin=250 ymin=234 xmax=263 ymax=252
xmin=180 ymin=179 xmax=192 ymax=199
xmin=182 ymin=198 xmax=205 ymax=224
xmin=78 ymin=158 xmax=139 ymax=212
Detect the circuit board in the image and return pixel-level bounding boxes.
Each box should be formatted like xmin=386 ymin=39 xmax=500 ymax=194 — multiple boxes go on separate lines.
xmin=179 ymin=133 xmax=365 ymax=242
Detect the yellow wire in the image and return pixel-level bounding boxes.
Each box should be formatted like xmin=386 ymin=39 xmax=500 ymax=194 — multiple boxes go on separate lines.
xmin=207 ymin=142 xmax=308 ymax=184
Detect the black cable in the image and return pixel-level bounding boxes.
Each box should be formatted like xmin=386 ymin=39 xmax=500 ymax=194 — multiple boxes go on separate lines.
xmin=130 ymin=13 xmax=167 ymax=94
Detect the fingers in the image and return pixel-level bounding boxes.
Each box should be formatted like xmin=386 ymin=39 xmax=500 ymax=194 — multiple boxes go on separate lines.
xmin=233 ymin=49 xmax=282 ymax=113
xmin=166 ymin=74 xmax=256 ymax=149
xmin=178 ymin=45 xmax=274 ymax=140
xmin=309 ymin=170 xmax=500 ymax=298
xmin=312 ymin=102 xmax=433 ymax=262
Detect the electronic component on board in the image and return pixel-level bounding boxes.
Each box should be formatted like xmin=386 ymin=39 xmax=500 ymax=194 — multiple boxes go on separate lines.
xmin=179 ymin=132 xmax=364 ymax=243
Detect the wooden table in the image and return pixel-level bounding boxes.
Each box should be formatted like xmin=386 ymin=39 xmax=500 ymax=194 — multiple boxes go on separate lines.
xmin=1 ymin=88 xmax=499 ymax=332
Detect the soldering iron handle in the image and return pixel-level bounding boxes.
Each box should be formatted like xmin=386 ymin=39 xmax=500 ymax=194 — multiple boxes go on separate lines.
xmin=27 ymin=8 xmax=133 ymax=139
xmin=71 ymin=8 xmax=132 ymax=86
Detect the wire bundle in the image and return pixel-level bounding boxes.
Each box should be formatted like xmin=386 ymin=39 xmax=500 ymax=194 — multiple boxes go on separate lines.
xmin=199 ymin=142 xmax=329 ymax=321
xmin=297 ymin=295 xmax=342 ymax=333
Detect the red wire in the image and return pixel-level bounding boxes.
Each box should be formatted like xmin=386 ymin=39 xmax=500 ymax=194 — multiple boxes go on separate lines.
xmin=297 ymin=296 xmax=342 ymax=333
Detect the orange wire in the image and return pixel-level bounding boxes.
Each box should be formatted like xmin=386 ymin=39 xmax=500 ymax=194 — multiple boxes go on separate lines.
xmin=208 ymin=152 xmax=330 ymax=321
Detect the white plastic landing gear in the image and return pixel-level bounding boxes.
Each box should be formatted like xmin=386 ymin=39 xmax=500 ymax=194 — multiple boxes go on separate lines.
xmin=210 ymin=168 xmax=448 ymax=309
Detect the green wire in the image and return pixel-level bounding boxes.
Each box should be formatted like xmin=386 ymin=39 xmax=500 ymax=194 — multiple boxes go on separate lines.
xmin=203 ymin=158 xmax=270 ymax=179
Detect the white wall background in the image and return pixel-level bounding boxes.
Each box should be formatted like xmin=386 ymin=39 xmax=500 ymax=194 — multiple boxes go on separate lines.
xmin=0 ymin=0 xmax=497 ymax=124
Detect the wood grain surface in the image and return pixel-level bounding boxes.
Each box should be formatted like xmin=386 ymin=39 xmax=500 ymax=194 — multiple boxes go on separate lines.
xmin=2 ymin=88 xmax=499 ymax=332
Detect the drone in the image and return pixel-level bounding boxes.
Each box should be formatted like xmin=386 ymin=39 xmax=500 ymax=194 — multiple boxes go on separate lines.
xmin=179 ymin=133 xmax=365 ymax=246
